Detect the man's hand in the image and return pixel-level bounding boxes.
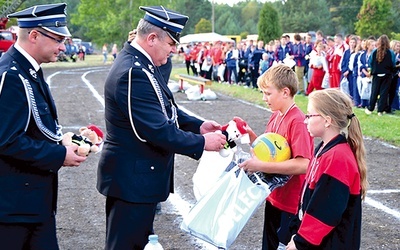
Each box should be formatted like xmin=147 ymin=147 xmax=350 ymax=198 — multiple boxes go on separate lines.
xmin=128 ymin=29 xmax=137 ymax=43
xmin=200 ymin=120 xmax=221 ymax=134
xmin=286 ymin=235 xmax=297 ymax=250
xmin=203 ymin=132 xmax=226 ymax=151
xmin=239 ymin=149 xmax=263 ymax=173
xmin=63 ymin=144 xmax=87 ymax=167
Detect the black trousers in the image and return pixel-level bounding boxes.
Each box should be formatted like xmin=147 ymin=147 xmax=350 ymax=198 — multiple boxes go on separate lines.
xmin=250 ymin=66 xmax=260 ymax=88
xmin=387 ymin=74 xmax=399 ymax=112
xmin=368 ymin=74 xmax=391 ymax=113
xmin=238 ymin=65 xmax=247 ymax=83
xmin=262 ymin=200 xmax=300 ymax=250
xmin=0 ymin=216 xmax=59 ymax=250
xmin=105 ymin=196 xmax=157 ymax=250
xmin=185 ymin=60 xmax=191 ymax=75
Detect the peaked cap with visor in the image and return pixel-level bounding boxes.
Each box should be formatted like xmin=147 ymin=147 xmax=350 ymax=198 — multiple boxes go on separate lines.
xmin=7 ymin=3 xmax=71 ymax=37
xmin=139 ymin=5 xmax=189 ymax=44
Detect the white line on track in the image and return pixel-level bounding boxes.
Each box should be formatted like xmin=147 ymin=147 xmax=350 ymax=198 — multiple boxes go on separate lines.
xmin=368 ymin=189 xmax=400 ymax=194
xmin=365 ymin=189 xmax=400 ymax=220
xmin=80 ymin=70 xmax=105 ymax=107
xmin=364 ymin=197 xmax=400 ymax=220
xmin=48 ymin=68 xmax=106 ymax=108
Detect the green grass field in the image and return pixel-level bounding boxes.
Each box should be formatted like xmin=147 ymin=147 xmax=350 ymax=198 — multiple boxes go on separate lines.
xmin=42 ymin=53 xmax=113 ymax=69
xmin=170 ymin=67 xmax=400 ymax=147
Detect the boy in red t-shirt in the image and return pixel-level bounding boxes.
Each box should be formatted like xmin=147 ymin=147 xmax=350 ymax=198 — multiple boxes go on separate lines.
xmin=240 ymin=64 xmax=313 ymax=249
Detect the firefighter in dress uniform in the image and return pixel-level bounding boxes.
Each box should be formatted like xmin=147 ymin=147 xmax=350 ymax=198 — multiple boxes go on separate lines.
xmin=0 ymin=4 xmax=86 ymax=249
xmin=96 ymin=5 xmax=226 ymax=250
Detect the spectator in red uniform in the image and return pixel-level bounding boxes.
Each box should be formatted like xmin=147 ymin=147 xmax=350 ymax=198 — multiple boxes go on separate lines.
xmin=306 ymin=41 xmax=328 ymax=94
xmin=329 ymin=34 xmax=347 ymax=88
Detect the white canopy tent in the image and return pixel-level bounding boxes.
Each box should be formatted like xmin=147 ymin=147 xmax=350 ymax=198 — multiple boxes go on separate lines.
xmin=180 ymin=32 xmax=235 ymax=44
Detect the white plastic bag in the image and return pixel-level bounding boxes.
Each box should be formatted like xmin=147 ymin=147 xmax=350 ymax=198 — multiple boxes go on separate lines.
xmin=185 ymin=85 xmax=202 ymax=101
xmin=200 ymin=88 xmax=218 ymax=101
xmin=218 ymin=64 xmax=226 ymax=82
xmin=167 ymin=81 xmax=180 ymax=93
xmin=322 ymin=72 xmax=330 ymax=89
xmin=182 ymin=166 xmax=270 ymax=249
xmin=340 ymin=77 xmax=350 ymax=95
xmin=201 ymin=61 xmax=211 ymax=72
xmin=360 ymin=77 xmax=372 ymax=100
xmin=192 ymin=151 xmax=233 ymax=201
xmin=283 ymin=57 xmax=296 ymax=68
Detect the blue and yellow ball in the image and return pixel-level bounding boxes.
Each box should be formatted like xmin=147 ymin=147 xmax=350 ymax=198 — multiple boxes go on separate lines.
xmin=251 ymin=133 xmax=291 ymax=162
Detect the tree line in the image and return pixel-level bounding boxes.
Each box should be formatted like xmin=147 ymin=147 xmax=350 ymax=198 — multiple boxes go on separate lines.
xmin=5 ymin=0 xmax=400 ymax=49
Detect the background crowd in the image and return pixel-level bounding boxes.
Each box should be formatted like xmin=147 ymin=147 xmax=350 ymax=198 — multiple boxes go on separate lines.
xmin=180 ymin=30 xmax=400 ymax=116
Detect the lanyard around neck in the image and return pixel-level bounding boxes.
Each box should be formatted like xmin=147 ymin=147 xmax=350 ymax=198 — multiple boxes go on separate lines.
xmin=272 ymin=102 xmax=295 ymax=133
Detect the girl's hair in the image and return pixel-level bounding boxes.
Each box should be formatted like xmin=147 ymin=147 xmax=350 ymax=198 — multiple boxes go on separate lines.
xmin=308 ymin=89 xmax=368 ymax=199
xmin=376 ymin=34 xmax=391 ymax=63
xmin=355 ymin=43 xmax=362 ymax=53
xmin=349 ymin=35 xmax=358 ymax=49
xmin=365 ymin=38 xmax=375 ymax=52
xmin=314 ymin=40 xmax=323 ymax=48
xmin=390 ymin=39 xmax=399 ymax=52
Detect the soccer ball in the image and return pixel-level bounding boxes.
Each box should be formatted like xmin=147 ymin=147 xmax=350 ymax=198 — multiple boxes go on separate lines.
xmin=251 ymin=133 xmax=291 ymax=162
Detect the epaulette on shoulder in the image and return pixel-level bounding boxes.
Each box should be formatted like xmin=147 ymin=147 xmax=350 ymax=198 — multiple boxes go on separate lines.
xmin=0 ymin=57 xmax=19 ymax=73
xmin=131 ymin=56 xmax=142 ymax=69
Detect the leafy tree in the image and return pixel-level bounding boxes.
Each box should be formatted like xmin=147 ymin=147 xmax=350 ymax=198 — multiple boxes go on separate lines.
xmin=214 ymin=10 xmax=240 ymax=35
xmin=390 ymin=32 xmax=400 ymax=41
xmin=330 ymin=0 xmax=363 ymax=35
xmin=71 ymin=0 xmax=163 ymax=48
xmin=273 ymin=0 xmax=333 ymax=35
xmin=258 ymin=3 xmax=281 ymax=42
xmin=241 ymin=1 xmax=259 ymax=23
xmin=240 ymin=1 xmax=260 ymax=34
xmin=174 ymin=0 xmax=211 ymax=35
xmin=355 ymin=0 xmax=393 ymax=38
xmin=391 ymin=0 xmax=400 ymax=33
xmin=240 ymin=31 xmax=249 ymax=40
xmin=195 ymin=18 xmax=212 ymax=33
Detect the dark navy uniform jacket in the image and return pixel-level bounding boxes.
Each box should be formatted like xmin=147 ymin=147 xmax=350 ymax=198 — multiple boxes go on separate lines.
xmin=0 ymin=46 xmax=66 ymax=223
xmin=97 ymin=42 xmax=205 ymax=203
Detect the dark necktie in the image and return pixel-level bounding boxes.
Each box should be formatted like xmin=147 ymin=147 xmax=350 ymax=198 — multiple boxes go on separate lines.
xmin=37 ymin=69 xmax=49 ymax=101
xmin=37 ymin=68 xmax=57 ymax=118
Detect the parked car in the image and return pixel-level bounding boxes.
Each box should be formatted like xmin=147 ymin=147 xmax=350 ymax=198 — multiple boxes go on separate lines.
xmin=81 ymin=41 xmax=94 ymax=55
xmin=0 ymin=30 xmax=16 ymax=55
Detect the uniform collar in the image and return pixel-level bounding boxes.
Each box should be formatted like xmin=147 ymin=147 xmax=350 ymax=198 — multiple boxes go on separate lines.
xmin=14 ymin=43 xmax=41 ymax=71
xmin=130 ymin=40 xmax=155 ymax=67
xmin=314 ymin=134 xmax=347 ymax=157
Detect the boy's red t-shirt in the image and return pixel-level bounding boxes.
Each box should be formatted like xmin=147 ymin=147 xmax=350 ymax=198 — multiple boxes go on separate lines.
xmin=265 ymin=106 xmax=314 ymax=214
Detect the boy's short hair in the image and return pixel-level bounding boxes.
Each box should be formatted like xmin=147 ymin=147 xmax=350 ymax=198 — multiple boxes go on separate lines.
xmin=257 ymin=64 xmax=298 ymax=96
xmin=294 ymin=34 xmax=301 ymax=41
